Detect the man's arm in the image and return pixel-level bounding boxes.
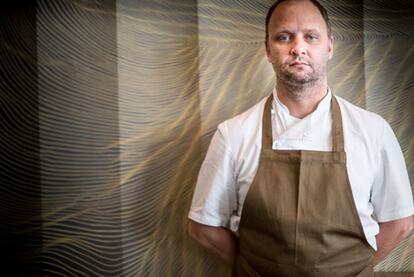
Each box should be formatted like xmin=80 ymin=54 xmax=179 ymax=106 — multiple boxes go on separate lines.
xmin=188 ymin=219 xmax=239 ymax=267
xmin=374 ymin=216 xmax=413 ymax=265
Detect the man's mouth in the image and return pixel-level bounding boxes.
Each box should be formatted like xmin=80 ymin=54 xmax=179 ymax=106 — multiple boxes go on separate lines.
xmin=290 ymin=61 xmax=309 ymax=67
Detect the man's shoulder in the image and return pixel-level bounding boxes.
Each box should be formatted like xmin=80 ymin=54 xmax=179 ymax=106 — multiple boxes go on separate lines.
xmin=335 ymin=95 xmax=387 ymax=137
xmin=336 ymin=96 xmax=384 ymax=121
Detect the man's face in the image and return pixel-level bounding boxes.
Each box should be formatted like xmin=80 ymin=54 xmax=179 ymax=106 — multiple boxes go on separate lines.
xmin=266 ymin=0 xmax=333 ymax=88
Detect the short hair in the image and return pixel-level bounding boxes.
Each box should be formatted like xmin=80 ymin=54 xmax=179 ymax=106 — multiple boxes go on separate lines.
xmin=265 ymin=0 xmax=332 ymax=44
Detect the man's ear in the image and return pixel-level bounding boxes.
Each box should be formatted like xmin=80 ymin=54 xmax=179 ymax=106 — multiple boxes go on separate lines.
xmin=265 ymin=41 xmax=272 ymax=63
xmin=328 ymin=35 xmax=334 ymax=60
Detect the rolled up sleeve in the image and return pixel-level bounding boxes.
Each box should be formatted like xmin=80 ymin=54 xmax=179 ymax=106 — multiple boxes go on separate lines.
xmin=188 ymin=122 xmax=237 ymax=227
xmin=371 ymin=120 xmax=414 ymax=222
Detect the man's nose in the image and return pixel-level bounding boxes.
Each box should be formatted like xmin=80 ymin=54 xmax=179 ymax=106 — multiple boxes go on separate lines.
xmin=290 ymin=37 xmax=306 ymax=56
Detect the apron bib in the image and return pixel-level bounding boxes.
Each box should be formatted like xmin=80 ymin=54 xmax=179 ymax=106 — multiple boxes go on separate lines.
xmin=233 ymin=94 xmax=374 ymax=277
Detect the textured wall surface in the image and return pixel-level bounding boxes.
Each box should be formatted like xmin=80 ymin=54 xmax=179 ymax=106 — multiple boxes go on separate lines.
xmin=37 ymin=0 xmax=124 ymax=275
xmin=363 ymin=0 xmax=414 ymax=271
xmin=1 ymin=0 xmax=413 ymax=275
xmin=0 ymin=2 xmax=43 ymax=275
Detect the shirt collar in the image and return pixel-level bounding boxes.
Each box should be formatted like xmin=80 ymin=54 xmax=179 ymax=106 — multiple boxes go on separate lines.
xmin=272 ymin=87 xmax=332 ymax=119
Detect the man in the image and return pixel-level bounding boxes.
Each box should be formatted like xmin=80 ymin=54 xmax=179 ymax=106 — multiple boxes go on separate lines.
xmin=188 ymin=0 xmax=414 ymax=276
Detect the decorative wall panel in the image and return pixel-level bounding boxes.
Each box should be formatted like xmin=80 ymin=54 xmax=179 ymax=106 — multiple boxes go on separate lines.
xmin=0 ymin=0 xmax=413 ymax=275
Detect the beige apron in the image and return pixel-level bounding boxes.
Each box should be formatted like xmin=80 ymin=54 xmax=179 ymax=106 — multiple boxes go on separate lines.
xmin=233 ymin=94 xmax=375 ymax=277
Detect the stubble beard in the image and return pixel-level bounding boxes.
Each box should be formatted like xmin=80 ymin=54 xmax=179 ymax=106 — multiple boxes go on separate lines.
xmin=274 ymin=61 xmax=327 ymax=97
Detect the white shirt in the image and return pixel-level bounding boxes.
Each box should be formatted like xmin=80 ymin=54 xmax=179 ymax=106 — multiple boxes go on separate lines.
xmin=188 ymin=89 xmax=414 ymax=250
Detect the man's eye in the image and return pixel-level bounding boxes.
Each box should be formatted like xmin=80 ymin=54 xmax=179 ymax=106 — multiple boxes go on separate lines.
xmin=276 ymin=34 xmax=290 ymax=42
xmin=306 ymin=34 xmax=318 ymax=41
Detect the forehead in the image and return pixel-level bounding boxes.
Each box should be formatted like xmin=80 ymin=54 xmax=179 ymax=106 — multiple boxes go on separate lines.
xmin=269 ymin=0 xmax=327 ymax=33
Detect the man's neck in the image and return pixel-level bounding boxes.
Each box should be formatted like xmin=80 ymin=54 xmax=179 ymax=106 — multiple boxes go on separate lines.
xmin=276 ymin=81 xmax=328 ymax=119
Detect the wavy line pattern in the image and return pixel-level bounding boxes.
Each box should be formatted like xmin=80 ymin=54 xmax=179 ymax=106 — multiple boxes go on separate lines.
xmin=363 ymin=0 xmax=414 ymax=271
xmin=37 ymin=0 xmax=124 ymax=276
xmin=1 ymin=0 xmax=413 ymax=276
xmin=0 ymin=4 xmax=43 ymax=275
xmin=116 ymin=1 xmax=203 ymax=276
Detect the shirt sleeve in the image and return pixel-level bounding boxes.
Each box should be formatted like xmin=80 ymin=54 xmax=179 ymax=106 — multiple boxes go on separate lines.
xmin=188 ymin=122 xmax=237 ymax=227
xmin=371 ymin=119 xmax=414 ymax=222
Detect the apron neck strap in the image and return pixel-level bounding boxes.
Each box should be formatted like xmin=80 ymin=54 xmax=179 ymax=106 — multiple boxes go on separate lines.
xmin=331 ymin=95 xmax=344 ymax=152
xmin=262 ymin=93 xmax=345 ymax=152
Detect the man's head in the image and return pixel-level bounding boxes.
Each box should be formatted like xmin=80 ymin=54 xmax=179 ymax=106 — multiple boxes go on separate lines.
xmin=265 ymin=0 xmax=334 ymax=90
xmin=265 ymin=0 xmax=332 ymax=46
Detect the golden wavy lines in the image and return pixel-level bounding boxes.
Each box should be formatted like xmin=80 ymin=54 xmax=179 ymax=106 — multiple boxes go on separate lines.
xmin=118 ymin=0 xmax=198 ymax=12
xmin=115 ymin=2 xmax=198 ymax=42
xmin=196 ymin=45 xmax=269 ymax=126
xmin=329 ymin=42 xmax=362 ymax=77
xmin=120 ymin=53 xmax=198 ymax=110
xmin=198 ymin=49 xmax=249 ymax=118
xmin=363 ymin=0 xmax=414 ymax=12
xmin=111 ymin=119 xmax=201 ymax=163
xmin=378 ymin=233 xmax=414 ymax=271
xmin=33 ymin=149 xmax=185 ymax=234
xmin=364 ymin=38 xmax=414 ymax=119
xmin=116 ymin=107 xmax=201 ymax=185
xmin=114 ymin=17 xmax=198 ymax=41
xmin=389 ymin=98 xmax=413 ymax=138
xmin=396 ymin=233 xmax=414 ymax=271
xmin=71 ymin=0 xmax=117 ymax=15
xmin=41 ymin=217 xmax=123 ymax=234
xmin=118 ymin=6 xmax=198 ymax=22
xmin=334 ymin=53 xmax=365 ymax=91
xmin=2 ymin=0 xmax=413 ymax=275
xmin=332 ymin=24 xmax=365 ymax=39
xmin=42 ymin=236 xmax=123 ymax=259
xmin=363 ymin=1 xmax=414 ymax=272
xmin=133 ymin=4 xmax=269 ymax=277
xmin=43 ymin=244 xmax=123 ymax=276
xmin=329 ymin=2 xmax=364 ymax=15
xmin=380 ymin=252 xmax=395 ymax=272
xmin=134 ymin=128 xmax=202 ymax=190
xmin=197 ymin=29 xmax=263 ymax=44
xmin=197 ymin=1 xmax=267 ymax=18
xmin=233 ymin=48 xmax=273 ymax=113
xmin=115 ymin=49 xmax=199 ymax=154
xmin=116 ymin=2 xmax=203 ymax=276
xmin=331 ymin=28 xmax=365 ymax=41
xmin=328 ymin=45 xmax=366 ymax=106
xmin=363 ymin=27 xmax=412 ymax=39
xmin=197 ymin=14 xmax=263 ymax=35
xmin=121 ymin=123 xmax=202 ymax=276
xmin=196 ymin=1 xmax=266 ymax=42
xmin=145 ymin=144 xmax=204 ymax=224
xmin=43 ymin=240 xmax=124 ymax=268
xmin=327 ymin=12 xmax=366 ymax=105
xmin=37 ymin=0 xmax=123 ymax=275
xmin=330 ymin=42 xmax=364 ymax=75
xmin=37 ymin=19 xmax=106 ymax=69
xmin=363 ymin=41 xmax=393 ymax=74
xmin=328 ymin=3 xmax=365 ymax=40
xmin=364 ymin=0 xmax=414 ymax=17
xmin=43 ymin=258 xmax=89 ymax=277
xmin=201 ymin=49 xmax=267 ymax=125
xmin=42 ymin=230 xmax=123 ymax=274
xmin=39 ymin=191 xmax=121 ymax=225
xmin=363 ymin=4 xmax=414 ymax=25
